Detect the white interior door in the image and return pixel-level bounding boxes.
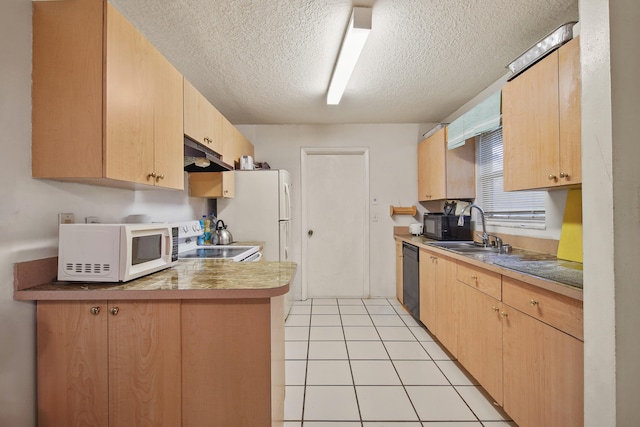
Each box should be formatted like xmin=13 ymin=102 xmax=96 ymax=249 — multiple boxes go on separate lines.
xmin=302 ymin=148 xmax=369 ymax=299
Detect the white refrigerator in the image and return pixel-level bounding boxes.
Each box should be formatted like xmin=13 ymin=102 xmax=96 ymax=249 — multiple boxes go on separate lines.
xmin=217 ymin=169 xmax=291 ymax=260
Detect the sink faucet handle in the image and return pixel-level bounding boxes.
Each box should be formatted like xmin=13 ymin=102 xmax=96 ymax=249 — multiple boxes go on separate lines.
xmin=487 ymin=234 xmax=503 ymax=249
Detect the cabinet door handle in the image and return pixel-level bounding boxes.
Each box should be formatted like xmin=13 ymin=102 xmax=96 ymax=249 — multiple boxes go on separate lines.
xmin=156 ymin=174 xmax=165 ymax=181
xmin=500 ymin=311 xmax=508 ymax=318
xmin=491 ymin=306 xmax=499 ymax=312
xmin=148 ymin=172 xmax=156 ymax=179
xmin=470 ymin=275 xmax=478 ymax=280
xmin=529 ymin=299 xmax=539 ymax=306
xmin=110 ymin=307 xmax=119 ymax=316
xmin=560 ymin=172 xmax=569 ymax=179
xmin=90 ymin=306 xmax=101 ymax=315
xmin=548 ymin=174 xmax=557 ymax=181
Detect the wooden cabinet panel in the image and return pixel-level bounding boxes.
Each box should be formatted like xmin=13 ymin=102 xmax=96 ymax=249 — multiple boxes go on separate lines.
xmin=189 ymin=170 xmax=235 ymax=198
xmin=222 ymin=116 xmax=255 ymax=168
xmin=104 ymin=2 xmax=155 ymax=186
xmin=503 ymin=306 xmax=584 ymax=427
xmin=32 ymin=0 xmax=104 ymax=180
xmin=151 ymin=50 xmax=185 ymax=190
xmin=417 ymin=128 xmax=475 ymax=201
xmin=419 ymin=248 xmax=436 ymax=330
xmin=558 ymin=37 xmax=582 ymax=185
xmin=502 ymin=277 xmax=583 ymax=340
xmin=184 ymin=78 xmax=223 ymax=154
xmin=418 ymin=247 xmax=457 ymax=354
xmin=182 ymin=299 xmax=273 ymax=427
xmin=37 ymin=301 xmax=108 ymax=427
xmin=396 ymin=241 xmax=403 ymax=303
xmin=458 ymin=284 xmax=503 ymax=404
xmin=108 ymin=301 xmax=181 ymax=427
xmin=456 ymin=261 xmax=501 ymax=300
xmin=503 ymin=37 xmax=581 ymax=191
xmin=503 ymin=52 xmax=559 ymax=191
xmin=433 ymin=255 xmax=457 ymax=356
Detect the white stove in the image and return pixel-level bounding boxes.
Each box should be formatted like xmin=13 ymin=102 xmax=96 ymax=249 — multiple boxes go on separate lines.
xmin=175 ymin=221 xmax=261 ymax=262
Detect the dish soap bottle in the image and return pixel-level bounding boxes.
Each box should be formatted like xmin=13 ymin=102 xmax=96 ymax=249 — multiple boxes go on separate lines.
xmin=203 ymin=215 xmax=212 ymax=245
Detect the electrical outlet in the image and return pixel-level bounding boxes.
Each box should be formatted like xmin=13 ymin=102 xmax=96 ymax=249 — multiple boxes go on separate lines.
xmin=85 ymin=216 xmax=99 ymax=224
xmin=58 ymin=213 xmax=74 ymax=224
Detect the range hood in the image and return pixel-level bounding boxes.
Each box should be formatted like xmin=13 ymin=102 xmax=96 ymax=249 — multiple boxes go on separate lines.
xmin=184 ymin=137 xmax=233 ymax=172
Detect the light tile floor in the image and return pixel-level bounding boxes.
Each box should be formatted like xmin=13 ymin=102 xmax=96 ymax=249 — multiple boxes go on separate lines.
xmin=284 ymin=298 xmax=518 ymax=427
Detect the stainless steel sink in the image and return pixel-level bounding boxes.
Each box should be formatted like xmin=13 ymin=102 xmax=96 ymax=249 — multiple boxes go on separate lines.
xmin=449 ymin=246 xmax=500 ymax=253
xmin=427 ymin=241 xmax=476 ymax=249
xmin=427 ymin=241 xmax=501 ymax=254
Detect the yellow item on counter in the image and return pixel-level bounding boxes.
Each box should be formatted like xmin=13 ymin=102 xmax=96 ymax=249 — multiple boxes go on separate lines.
xmin=557 ymin=189 xmax=583 ymax=263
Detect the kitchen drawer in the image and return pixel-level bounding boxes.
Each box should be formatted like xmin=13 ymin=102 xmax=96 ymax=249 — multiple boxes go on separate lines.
xmin=456 ymin=262 xmax=501 ymax=300
xmin=502 ymin=277 xmax=583 ymax=340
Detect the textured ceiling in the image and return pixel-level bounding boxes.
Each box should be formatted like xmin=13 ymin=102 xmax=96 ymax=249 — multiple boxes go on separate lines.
xmin=110 ymin=0 xmax=579 ymax=125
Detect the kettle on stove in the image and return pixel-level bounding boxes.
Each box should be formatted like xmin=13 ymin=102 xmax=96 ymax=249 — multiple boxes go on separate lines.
xmin=215 ymin=220 xmax=233 ymax=245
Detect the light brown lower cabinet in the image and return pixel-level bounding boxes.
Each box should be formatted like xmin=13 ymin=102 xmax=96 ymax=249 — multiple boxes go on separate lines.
xmin=418 ymin=248 xmax=457 ymax=356
xmin=420 ymin=257 xmax=583 ymax=427
xmin=502 ymin=305 xmax=584 ymax=427
xmin=432 ymin=254 xmax=457 ymax=357
xmin=418 ymin=248 xmax=436 ymax=330
xmin=182 ymin=297 xmax=285 ymax=427
xmin=457 ymin=283 xmax=503 ymax=404
xmin=36 ymin=297 xmax=285 ymax=427
xmin=37 ymin=300 xmax=181 ymax=427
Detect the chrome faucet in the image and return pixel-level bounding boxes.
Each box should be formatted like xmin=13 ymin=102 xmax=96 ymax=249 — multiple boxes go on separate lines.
xmin=457 ymin=204 xmax=489 ymax=247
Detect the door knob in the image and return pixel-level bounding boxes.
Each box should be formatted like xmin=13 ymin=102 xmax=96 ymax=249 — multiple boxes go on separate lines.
xmin=308 ymin=230 xmax=313 ymax=237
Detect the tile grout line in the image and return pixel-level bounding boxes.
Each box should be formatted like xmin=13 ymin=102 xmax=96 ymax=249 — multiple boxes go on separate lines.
xmin=371 ymin=298 xmax=424 ymax=423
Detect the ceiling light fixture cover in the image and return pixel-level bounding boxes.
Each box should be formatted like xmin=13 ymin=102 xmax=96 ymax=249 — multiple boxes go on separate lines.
xmin=326 ymin=7 xmax=372 ymax=105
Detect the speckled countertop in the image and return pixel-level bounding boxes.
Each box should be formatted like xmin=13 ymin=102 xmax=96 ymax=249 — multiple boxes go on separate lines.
xmin=14 ymin=259 xmax=297 ymax=301
xmin=395 ymin=233 xmax=583 ymax=300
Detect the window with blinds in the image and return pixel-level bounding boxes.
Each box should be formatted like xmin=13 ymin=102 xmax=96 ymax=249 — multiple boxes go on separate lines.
xmin=477 ymin=128 xmax=545 ymax=224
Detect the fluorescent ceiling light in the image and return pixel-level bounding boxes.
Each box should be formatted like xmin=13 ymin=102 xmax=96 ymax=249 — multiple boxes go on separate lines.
xmin=326 ymin=7 xmax=372 ymax=105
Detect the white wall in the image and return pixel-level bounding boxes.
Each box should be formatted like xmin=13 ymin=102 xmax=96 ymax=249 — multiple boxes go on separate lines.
xmin=581 ymin=0 xmax=640 ymax=425
xmin=0 ymin=2 xmax=207 ymax=425
xmin=238 ymin=124 xmax=425 ymax=299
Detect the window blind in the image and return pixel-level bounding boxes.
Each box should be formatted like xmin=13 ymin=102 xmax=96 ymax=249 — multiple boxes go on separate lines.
xmin=447 ymin=91 xmax=502 ymax=150
xmin=477 ymin=128 xmax=545 ymax=222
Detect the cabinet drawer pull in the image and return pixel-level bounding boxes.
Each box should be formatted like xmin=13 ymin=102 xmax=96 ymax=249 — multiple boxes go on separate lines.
xmin=110 ymin=307 xmax=119 ymax=316
xmin=529 ymin=299 xmax=539 ymax=306
xmin=90 ymin=306 xmax=101 ymax=315
xmin=470 ymin=275 xmax=478 ymax=280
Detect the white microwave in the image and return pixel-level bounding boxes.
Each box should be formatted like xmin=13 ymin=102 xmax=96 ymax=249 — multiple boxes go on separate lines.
xmin=58 ymin=223 xmax=179 ymax=282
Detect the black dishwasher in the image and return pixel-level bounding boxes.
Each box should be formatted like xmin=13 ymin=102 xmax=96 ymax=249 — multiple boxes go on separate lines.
xmin=402 ymin=242 xmax=420 ymax=320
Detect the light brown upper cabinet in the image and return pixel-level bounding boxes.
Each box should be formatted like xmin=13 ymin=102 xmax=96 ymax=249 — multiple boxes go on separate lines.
xmin=222 ymin=116 xmax=255 ymax=168
xmin=502 ymin=37 xmax=581 ymax=191
xmin=417 ymin=128 xmax=475 ymax=201
xmin=184 ymin=79 xmax=224 ymax=155
xmin=32 ymin=1 xmax=184 ymax=190
xmin=189 ymin=171 xmax=235 ymax=199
